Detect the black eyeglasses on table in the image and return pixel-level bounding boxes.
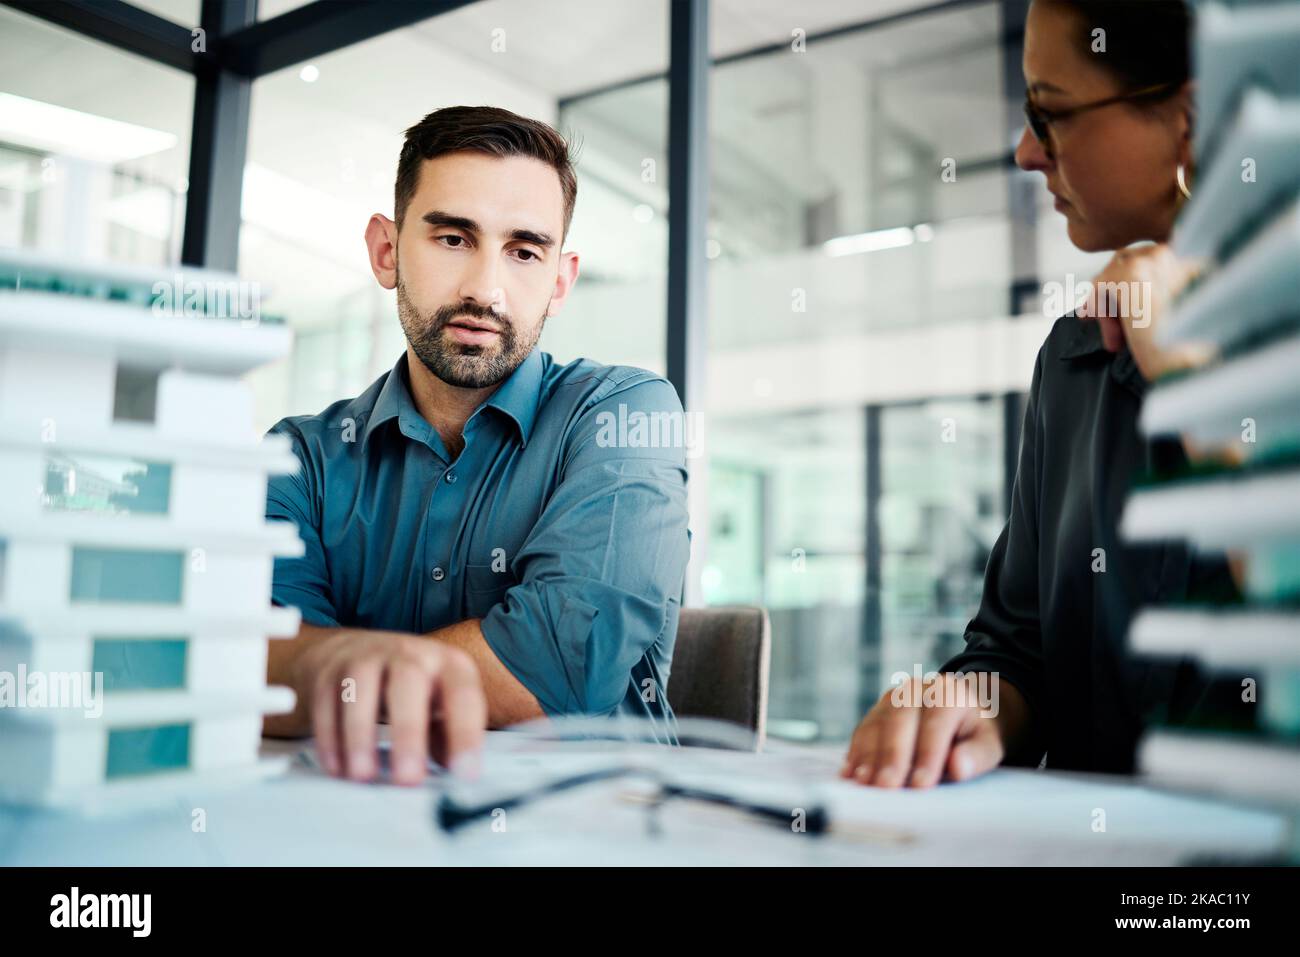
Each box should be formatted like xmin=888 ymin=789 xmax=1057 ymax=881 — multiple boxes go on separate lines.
xmin=435 ymin=763 xmax=830 ymax=837
xmin=431 ymin=715 xmax=831 ymax=839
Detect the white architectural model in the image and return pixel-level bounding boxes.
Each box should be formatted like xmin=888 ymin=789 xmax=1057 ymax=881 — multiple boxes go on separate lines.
xmin=1121 ymin=1 xmax=1300 ymax=860
xmin=0 ymin=247 xmax=303 ymax=810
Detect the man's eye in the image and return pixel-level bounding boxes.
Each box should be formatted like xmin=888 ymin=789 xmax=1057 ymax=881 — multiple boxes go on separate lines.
xmin=439 ymin=235 xmax=467 ymax=248
xmin=513 ymin=249 xmax=539 ymax=262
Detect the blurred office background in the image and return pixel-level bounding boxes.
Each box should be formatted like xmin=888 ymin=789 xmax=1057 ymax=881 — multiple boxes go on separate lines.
xmin=0 ymin=0 xmax=1107 ymax=743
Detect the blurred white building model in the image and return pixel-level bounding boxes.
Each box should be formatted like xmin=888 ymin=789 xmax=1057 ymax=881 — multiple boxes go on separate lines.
xmin=1121 ymin=1 xmax=1300 ymax=861
xmin=0 ymin=247 xmax=303 ymax=810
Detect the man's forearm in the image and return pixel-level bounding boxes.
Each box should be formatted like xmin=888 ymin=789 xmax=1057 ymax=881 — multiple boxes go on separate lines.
xmin=425 ymin=618 xmax=545 ymax=729
xmin=264 ymin=615 xmax=543 ymax=738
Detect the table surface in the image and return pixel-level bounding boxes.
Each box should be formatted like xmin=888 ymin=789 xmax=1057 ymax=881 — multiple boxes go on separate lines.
xmin=0 ymin=732 xmax=1289 ymax=866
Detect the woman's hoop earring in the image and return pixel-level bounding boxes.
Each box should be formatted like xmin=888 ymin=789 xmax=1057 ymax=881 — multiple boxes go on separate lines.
xmin=1176 ymin=163 xmax=1193 ymax=200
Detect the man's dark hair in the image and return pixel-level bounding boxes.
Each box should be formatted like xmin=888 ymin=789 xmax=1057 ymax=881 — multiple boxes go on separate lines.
xmin=1050 ymin=0 xmax=1192 ymax=94
xmin=394 ymin=105 xmax=578 ymax=237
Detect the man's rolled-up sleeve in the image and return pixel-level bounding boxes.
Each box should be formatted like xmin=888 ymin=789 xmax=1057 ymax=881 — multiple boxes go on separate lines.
xmin=943 ymin=348 xmax=1048 ymax=765
xmin=265 ymin=423 xmax=340 ymax=628
xmin=480 ymin=377 xmax=691 ymax=716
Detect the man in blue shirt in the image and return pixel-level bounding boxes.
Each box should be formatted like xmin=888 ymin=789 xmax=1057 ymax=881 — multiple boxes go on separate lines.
xmin=262 ymin=106 xmax=691 ymax=784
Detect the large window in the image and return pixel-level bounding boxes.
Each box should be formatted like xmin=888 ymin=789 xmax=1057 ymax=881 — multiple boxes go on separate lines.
xmin=240 ymin=0 xmax=669 ymax=429
xmin=699 ymin=1 xmax=1093 ymax=741
xmin=0 ymin=5 xmax=194 ymax=266
xmin=1 ymin=0 xmax=1112 ymax=747
xmin=879 ymin=398 xmax=1004 ymax=689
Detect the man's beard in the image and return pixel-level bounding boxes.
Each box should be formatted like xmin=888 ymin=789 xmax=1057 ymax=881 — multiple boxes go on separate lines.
xmin=396 ymin=275 xmax=546 ymax=389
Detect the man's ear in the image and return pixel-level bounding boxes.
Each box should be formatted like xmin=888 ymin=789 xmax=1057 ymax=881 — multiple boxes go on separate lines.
xmin=546 ymin=250 xmax=580 ymax=317
xmin=365 ymin=213 xmax=399 ymax=290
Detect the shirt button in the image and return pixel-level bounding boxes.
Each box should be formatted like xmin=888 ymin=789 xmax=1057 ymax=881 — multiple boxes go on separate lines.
xmin=430 ymin=566 xmax=445 ymax=582
xmin=445 ymin=471 xmax=457 ymax=484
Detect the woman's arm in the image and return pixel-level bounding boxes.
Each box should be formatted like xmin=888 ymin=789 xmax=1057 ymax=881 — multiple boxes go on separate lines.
xmin=843 ymin=348 xmax=1052 ymax=785
xmin=1078 ymin=243 xmax=1246 ymax=590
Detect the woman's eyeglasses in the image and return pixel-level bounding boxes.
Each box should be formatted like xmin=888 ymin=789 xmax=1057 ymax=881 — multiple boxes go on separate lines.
xmin=1023 ymin=82 xmax=1181 ymax=154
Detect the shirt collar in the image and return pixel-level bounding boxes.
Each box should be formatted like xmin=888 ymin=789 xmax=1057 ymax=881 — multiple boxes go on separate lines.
xmin=362 ymin=352 xmax=418 ymax=444
xmin=1057 ymin=312 xmax=1106 ymax=360
xmin=1056 ymin=312 xmax=1147 ymax=398
xmin=363 ymin=348 xmax=544 ymax=447
xmin=479 ymin=346 xmax=543 ymax=447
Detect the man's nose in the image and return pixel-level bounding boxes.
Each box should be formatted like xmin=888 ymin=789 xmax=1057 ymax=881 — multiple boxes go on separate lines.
xmin=457 ymin=252 xmax=504 ymax=310
xmin=1014 ymin=123 xmax=1051 ymax=172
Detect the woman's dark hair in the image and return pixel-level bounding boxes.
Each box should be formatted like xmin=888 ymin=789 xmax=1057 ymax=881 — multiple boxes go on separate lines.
xmin=1047 ymin=0 xmax=1192 ymax=93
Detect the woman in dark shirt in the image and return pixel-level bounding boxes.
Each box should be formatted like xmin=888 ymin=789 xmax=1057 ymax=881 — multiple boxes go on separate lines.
xmin=842 ymin=0 xmax=1249 ymax=786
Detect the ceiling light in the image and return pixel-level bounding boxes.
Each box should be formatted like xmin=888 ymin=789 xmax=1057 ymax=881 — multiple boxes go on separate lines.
xmin=0 ymin=93 xmax=176 ymax=165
